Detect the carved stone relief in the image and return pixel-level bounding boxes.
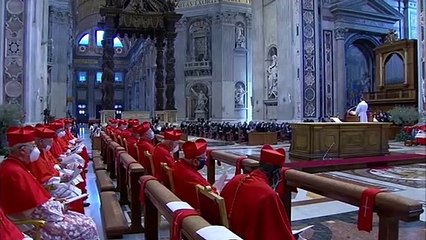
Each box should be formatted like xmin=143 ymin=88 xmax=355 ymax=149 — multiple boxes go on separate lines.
xmin=235 ymin=22 xmax=246 ymax=49
xmin=266 ymin=47 xmax=278 ymax=100
xmin=184 ymin=19 xmax=212 ymax=77
xmin=301 ymin=0 xmax=317 ymax=117
xmin=3 ymin=0 xmax=25 ymax=105
xmin=323 ymin=30 xmax=333 ymax=116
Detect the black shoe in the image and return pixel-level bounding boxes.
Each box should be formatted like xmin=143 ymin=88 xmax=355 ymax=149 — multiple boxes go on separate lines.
xmin=84 ymin=202 xmax=90 ymax=207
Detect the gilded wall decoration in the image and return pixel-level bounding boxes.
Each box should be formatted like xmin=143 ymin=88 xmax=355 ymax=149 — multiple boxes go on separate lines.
xmin=3 ymin=0 xmax=25 ymax=105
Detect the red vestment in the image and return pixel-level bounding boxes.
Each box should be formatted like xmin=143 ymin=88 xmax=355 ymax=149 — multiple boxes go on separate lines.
xmin=152 ymin=144 xmax=175 ymax=185
xmin=220 ymin=169 xmax=295 ymax=240
xmin=27 ymin=150 xmax=60 ymax=184
xmin=51 ymin=138 xmax=65 ymax=159
xmin=172 ymin=160 xmax=215 ymax=209
xmin=136 ymin=139 xmax=154 ymax=172
xmin=64 ymin=130 xmax=74 ymax=141
xmin=0 ymin=207 xmax=24 ymax=240
xmin=45 ymin=150 xmax=60 ymax=165
xmin=0 ymin=157 xmax=51 ymax=215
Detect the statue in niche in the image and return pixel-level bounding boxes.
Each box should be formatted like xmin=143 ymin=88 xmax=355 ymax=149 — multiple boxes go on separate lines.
xmin=235 ymin=23 xmax=246 ymax=49
xmin=267 ymin=53 xmax=278 ymax=99
xmin=191 ymin=87 xmax=208 ymax=112
xmin=234 ymin=82 xmax=247 ymax=107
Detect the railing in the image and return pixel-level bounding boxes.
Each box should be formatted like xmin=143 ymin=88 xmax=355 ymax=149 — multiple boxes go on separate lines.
xmin=365 ymin=89 xmax=416 ymax=101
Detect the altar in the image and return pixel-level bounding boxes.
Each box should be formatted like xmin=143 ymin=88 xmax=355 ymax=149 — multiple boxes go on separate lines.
xmin=290 ymin=122 xmax=391 ymax=160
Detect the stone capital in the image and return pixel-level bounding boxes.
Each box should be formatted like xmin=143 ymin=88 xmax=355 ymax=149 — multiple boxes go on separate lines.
xmin=334 ymin=27 xmax=348 ymax=40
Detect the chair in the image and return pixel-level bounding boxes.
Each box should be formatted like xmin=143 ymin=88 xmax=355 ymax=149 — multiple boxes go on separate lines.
xmin=117 ymin=136 xmax=124 ymax=147
xmin=13 ymin=219 xmax=46 ymax=240
xmin=160 ymin=162 xmax=175 ymax=193
xmin=123 ymin=138 xmax=129 ymax=152
xmin=195 ymin=184 xmax=229 ymax=227
xmin=144 ymin=151 xmax=155 ymax=176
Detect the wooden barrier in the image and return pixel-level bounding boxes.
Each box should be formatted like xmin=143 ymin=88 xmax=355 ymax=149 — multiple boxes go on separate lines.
xmin=107 ymin=141 xmax=125 ymax=179
xmin=118 ymin=152 xmax=145 ymax=233
xmin=282 ymin=169 xmax=424 ymax=240
xmin=247 ymin=132 xmax=277 ymax=145
xmin=141 ymin=176 xmax=240 ymax=240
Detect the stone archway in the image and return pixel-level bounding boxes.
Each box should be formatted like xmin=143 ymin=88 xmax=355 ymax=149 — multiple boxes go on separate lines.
xmin=345 ymin=35 xmax=380 ymax=108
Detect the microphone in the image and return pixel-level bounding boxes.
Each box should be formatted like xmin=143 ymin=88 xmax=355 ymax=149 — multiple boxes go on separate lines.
xmin=322 ymin=142 xmax=335 ymax=160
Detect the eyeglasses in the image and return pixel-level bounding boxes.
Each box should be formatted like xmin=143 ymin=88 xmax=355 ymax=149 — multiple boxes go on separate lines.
xmin=19 ymin=144 xmax=36 ymax=150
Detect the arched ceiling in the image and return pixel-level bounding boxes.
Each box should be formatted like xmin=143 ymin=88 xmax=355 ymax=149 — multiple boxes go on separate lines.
xmin=74 ymin=0 xmax=104 ymax=36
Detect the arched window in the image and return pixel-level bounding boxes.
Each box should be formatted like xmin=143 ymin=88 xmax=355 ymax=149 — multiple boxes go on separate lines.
xmin=96 ymin=30 xmax=123 ymax=48
xmin=78 ymin=33 xmax=89 ymax=45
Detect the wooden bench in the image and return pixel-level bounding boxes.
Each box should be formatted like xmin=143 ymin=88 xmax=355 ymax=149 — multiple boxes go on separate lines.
xmin=282 ymin=169 xmax=424 ymax=240
xmin=100 ymin=191 xmax=128 ymax=239
xmin=95 ymin=170 xmax=115 ymax=192
xmin=93 ymin=157 xmax=106 ymax=171
xmin=140 ymin=176 xmax=242 ymax=240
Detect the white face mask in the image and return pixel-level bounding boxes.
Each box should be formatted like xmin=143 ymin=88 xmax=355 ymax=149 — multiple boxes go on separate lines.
xmin=144 ymin=130 xmax=154 ymax=140
xmin=57 ymin=131 xmax=65 ymax=138
xmin=29 ymin=147 xmax=41 ymax=162
xmin=45 ymin=145 xmax=52 ymax=151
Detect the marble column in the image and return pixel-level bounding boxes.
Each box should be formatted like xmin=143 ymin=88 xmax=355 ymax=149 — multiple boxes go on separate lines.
xmin=174 ymin=17 xmax=187 ymax=121
xmin=155 ymin=32 xmax=165 ymax=111
xmin=418 ymin=0 xmax=425 ymax=114
xmin=165 ymin=29 xmax=177 ymax=110
xmin=0 ymin=0 xmax=4 ymax=104
xmin=251 ymin=0 xmax=264 ymax=121
xmin=101 ymin=28 xmax=115 ymax=110
xmin=334 ymin=27 xmax=347 ymax=117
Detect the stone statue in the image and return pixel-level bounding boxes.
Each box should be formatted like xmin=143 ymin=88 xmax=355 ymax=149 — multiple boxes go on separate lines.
xmin=384 ymin=29 xmax=398 ymax=43
xmin=101 ymin=34 xmax=115 ymax=110
xmin=128 ymin=0 xmax=177 ymax=13
xmin=235 ymin=23 xmax=246 ymax=49
xmin=191 ymin=87 xmax=208 ymax=111
xmin=235 ymin=84 xmax=247 ymax=107
xmin=267 ymin=54 xmax=278 ymax=99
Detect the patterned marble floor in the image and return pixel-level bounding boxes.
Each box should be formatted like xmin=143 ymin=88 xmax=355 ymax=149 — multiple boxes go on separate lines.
xmin=81 ymin=128 xmax=426 ymax=240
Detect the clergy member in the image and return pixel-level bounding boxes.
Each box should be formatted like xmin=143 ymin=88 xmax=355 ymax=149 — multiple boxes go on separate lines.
xmin=220 ymin=145 xmax=295 ymax=240
xmin=0 ymin=126 xmax=99 ymax=239
xmin=151 ymin=129 xmax=181 ymax=185
xmin=135 ymin=122 xmax=155 ymax=172
xmin=172 ymin=139 xmax=215 ymax=209
xmin=31 ymin=125 xmax=85 ymax=213
xmin=355 ymin=97 xmax=369 ymax=122
xmin=0 ymin=207 xmax=31 ymax=240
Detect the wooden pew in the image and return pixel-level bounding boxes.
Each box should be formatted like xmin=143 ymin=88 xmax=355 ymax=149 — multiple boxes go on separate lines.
xmin=100 ymin=191 xmax=128 ymax=239
xmin=281 ymin=169 xmax=424 ymax=240
xmin=107 ymin=141 xmax=125 ymax=179
xmin=117 ymin=152 xmax=145 ymax=233
xmin=140 ymin=176 xmax=241 ymax=240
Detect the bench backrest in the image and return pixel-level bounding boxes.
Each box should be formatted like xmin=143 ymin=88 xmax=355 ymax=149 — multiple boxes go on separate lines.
xmin=195 ymin=184 xmax=229 ymax=228
xmin=161 ymin=162 xmax=175 ymax=193
xmin=144 ymin=151 xmax=155 ymax=176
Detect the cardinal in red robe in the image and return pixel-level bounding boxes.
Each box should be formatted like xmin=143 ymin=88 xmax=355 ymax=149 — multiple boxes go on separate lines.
xmin=151 ymin=129 xmax=181 ymax=185
xmin=220 ymin=145 xmax=295 ymax=240
xmin=173 ymin=139 xmax=215 ymax=209
xmin=30 ymin=126 xmax=85 ymax=213
xmin=0 ymin=127 xmax=99 ymax=239
xmin=105 ymin=119 xmax=119 ymax=136
xmin=134 ymin=122 xmax=155 ymax=172
xmin=0 ymin=207 xmax=28 ymax=240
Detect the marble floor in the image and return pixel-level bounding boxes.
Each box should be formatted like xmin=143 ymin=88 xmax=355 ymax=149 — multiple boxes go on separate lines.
xmin=80 ymin=128 xmax=426 ymax=240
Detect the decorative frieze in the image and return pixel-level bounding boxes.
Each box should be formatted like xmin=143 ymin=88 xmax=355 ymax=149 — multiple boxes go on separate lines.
xmin=334 ymin=27 xmax=347 ymax=40
xmin=3 ymin=0 xmax=25 ymax=105
xmin=301 ymin=0 xmax=317 ymax=117
xmin=49 ymin=6 xmax=71 ymax=23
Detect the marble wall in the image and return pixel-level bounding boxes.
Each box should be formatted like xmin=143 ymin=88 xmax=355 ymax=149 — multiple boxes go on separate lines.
xmin=48 ymin=0 xmax=73 ymax=118
xmin=0 ymin=0 xmax=49 ymax=123
xmin=175 ymin=2 xmax=252 ymax=121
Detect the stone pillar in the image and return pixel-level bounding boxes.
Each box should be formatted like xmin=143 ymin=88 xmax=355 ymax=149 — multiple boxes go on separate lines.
xmin=48 ymin=4 xmax=72 ymax=118
xmin=334 ymin=27 xmax=347 ymax=117
xmin=251 ymin=0 xmax=264 ymax=121
xmin=418 ymin=0 xmax=425 ymax=115
xmin=174 ymin=17 xmax=187 ymax=121
xmin=165 ymin=22 xmax=177 ymax=110
xmin=155 ymin=32 xmax=165 ymax=111
xmin=101 ymin=28 xmax=115 ymax=110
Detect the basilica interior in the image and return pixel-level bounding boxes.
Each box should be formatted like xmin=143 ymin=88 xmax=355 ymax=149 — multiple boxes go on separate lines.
xmin=0 ymin=0 xmax=426 ymax=240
